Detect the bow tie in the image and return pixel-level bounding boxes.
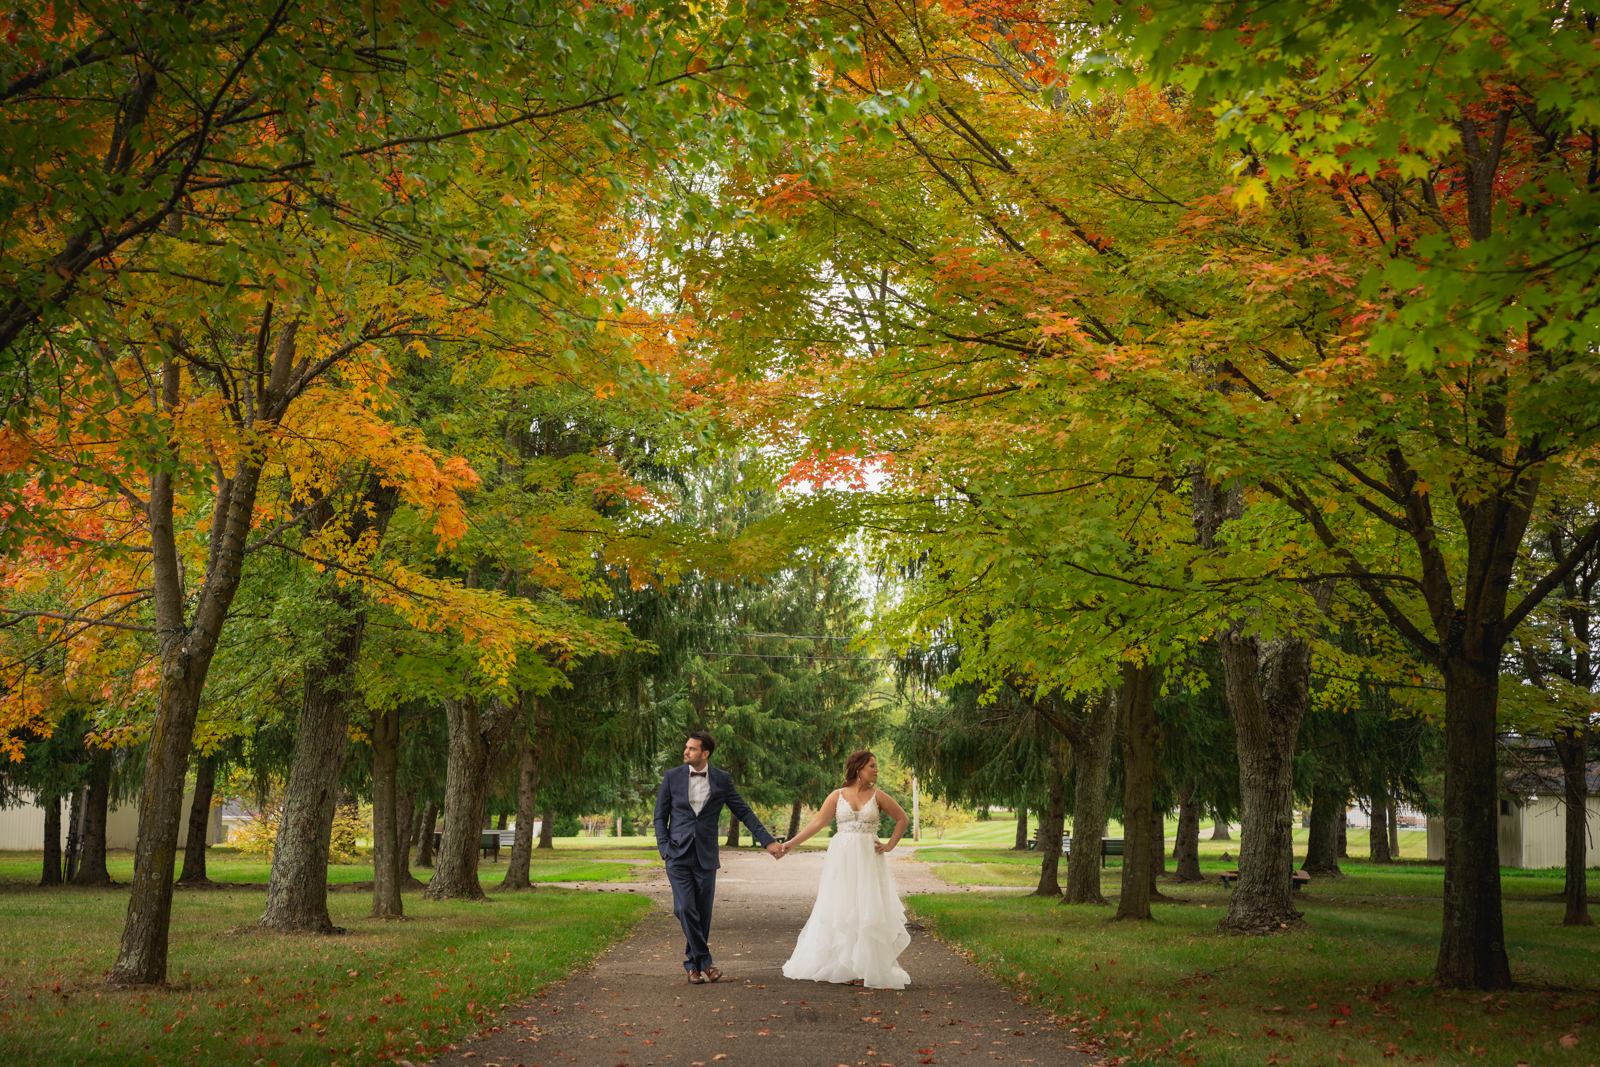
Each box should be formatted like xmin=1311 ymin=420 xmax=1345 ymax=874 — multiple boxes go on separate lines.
xmin=689 ymin=770 xmax=707 ymax=778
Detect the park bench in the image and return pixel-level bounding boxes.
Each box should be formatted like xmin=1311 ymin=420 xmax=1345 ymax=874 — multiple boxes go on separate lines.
xmin=430 ymin=830 xmax=504 ymax=861
xmin=1026 ymin=835 xmax=1071 ymax=853
xmin=1024 ymin=837 xmax=1124 ymax=866
xmin=1219 ymin=869 xmax=1311 ymax=891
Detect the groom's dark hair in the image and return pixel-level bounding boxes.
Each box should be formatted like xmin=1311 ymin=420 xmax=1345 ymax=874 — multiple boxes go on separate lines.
xmin=687 ymin=730 xmax=716 ymax=755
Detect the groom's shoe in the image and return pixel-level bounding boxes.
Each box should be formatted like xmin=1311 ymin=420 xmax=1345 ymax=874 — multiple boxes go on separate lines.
xmin=686 ymin=970 xmax=707 ymax=984
xmin=703 ymin=966 xmax=723 ymax=984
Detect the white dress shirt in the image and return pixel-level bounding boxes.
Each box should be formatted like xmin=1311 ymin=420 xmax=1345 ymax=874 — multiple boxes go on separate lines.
xmin=687 ymin=765 xmax=710 ymax=815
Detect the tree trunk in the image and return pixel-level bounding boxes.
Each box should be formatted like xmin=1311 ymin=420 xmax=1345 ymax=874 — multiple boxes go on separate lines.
xmin=787 ymin=799 xmax=803 ymax=840
xmin=1014 ymin=805 xmax=1029 ymax=850
xmin=1368 ymin=779 xmax=1393 ymax=863
xmin=415 ymin=801 xmax=438 ymax=867
xmin=64 ymin=785 xmax=84 ymax=883
xmin=539 ymin=804 xmax=555 ymax=849
xmin=1173 ymin=781 xmax=1203 ymax=882
xmin=109 ymin=325 xmax=294 ymax=987
xmin=1033 ymin=739 xmax=1066 ymax=897
xmin=1114 ymin=663 xmax=1157 ymax=922
xmin=74 ymin=753 xmax=113 ymax=885
xmin=499 ymin=738 xmax=541 ymax=892
xmin=726 ymin=812 xmax=741 ymax=848
xmin=40 ymin=792 xmax=62 ymax=887
xmin=369 ymin=704 xmax=403 ymax=919
xmin=258 ymin=595 xmax=361 ymax=933
xmin=1304 ymin=784 xmax=1343 ymax=876
xmin=176 ymin=752 xmax=217 ymax=885
xmin=1338 ymin=811 xmax=1348 ymax=858
xmin=1211 ymin=813 xmax=1232 ymax=841
xmin=1389 ymin=799 xmax=1401 ymax=858
xmin=1060 ymin=686 xmax=1116 ymax=905
xmin=425 ymin=693 xmax=518 ymax=901
xmin=1555 ymin=727 xmax=1593 ymax=926
xmin=107 ymin=647 xmax=211 ymax=984
xmin=1150 ymin=810 xmax=1166 ymax=890
xmin=1434 ymin=661 xmax=1513 ymax=989
xmin=1218 ymin=627 xmax=1312 ymax=933
xmin=260 ymin=472 xmax=396 ymax=931
xmin=396 ymin=785 xmax=421 ymax=887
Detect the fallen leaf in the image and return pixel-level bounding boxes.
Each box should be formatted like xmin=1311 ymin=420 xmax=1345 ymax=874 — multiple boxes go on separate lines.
xmin=1560 ymin=1034 xmax=1579 ymax=1049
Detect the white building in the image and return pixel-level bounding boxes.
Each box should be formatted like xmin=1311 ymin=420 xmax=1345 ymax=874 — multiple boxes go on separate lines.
xmin=1424 ymin=760 xmax=1600 ymax=869
xmin=0 ymin=789 xmax=224 ymax=851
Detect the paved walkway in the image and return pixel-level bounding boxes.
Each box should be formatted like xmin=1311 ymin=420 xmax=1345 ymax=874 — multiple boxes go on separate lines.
xmin=426 ymin=847 xmax=1093 ymax=1067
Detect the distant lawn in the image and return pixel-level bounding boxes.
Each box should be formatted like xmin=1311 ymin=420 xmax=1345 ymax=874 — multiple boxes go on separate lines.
xmin=910 ymin=888 xmax=1600 ymax=1067
xmin=914 ymin=847 xmax=1592 ymax=901
xmin=915 ymin=824 xmax=1430 ymax=856
xmin=0 ymin=844 xmax=657 ymax=888
xmin=0 ymin=880 xmax=649 ymax=1066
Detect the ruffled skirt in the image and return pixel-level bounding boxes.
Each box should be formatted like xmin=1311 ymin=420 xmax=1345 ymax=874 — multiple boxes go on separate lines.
xmin=781 ymin=832 xmax=911 ymax=989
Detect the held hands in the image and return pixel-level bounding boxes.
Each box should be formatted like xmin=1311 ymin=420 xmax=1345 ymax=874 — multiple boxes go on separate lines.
xmin=766 ymin=841 xmax=786 ymax=860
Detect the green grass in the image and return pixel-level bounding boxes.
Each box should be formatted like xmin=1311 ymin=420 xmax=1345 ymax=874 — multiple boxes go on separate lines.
xmin=0 ymin=877 xmax=649 ymax=1067
xmin=916 ymin=846 xmax=1593 ymax=898
xmin=930 ymin=863 xmax=1039 ymax=886
xmin=0 ymin=845 xmax=657 ymax=888
xmin=908 ymin=877 xmax=1600 ymax=1067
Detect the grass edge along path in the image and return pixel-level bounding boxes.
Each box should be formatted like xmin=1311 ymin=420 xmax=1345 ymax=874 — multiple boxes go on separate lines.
xmin=908 ymin=892 xmax=1600 ymax=1067
xmin=0 ymin=884 xmax=651 ymax=1067
xmin=0 ymin=847 xmax=655 ymax=887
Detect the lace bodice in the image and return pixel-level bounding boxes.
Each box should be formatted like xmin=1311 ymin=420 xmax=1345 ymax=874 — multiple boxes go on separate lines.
xmin=836 ymin=791 xmax=879 ymax=835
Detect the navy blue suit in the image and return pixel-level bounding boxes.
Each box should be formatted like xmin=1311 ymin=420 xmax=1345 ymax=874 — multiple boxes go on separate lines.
xmin=654 ymin=763 xmax=775 ymax=973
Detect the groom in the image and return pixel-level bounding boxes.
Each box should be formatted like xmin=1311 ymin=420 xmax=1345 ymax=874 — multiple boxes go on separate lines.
xmin=654 ymin=730 xmax=783 ymax=984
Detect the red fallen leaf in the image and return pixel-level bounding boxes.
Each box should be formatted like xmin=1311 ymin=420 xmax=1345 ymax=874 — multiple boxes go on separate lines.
xmin=921 ymin=1060 xmax=935 ymax=1064
xmin=366 ymin=1015 xmax=380 ymax=1023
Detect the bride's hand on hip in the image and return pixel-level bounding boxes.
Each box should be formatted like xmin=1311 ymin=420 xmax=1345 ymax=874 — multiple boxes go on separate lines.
xmin=873 ymin=840 xmax=893 ymax=854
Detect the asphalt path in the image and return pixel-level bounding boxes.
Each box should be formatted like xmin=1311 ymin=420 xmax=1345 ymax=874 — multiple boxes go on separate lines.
xmin=422 ymin=846 xmax=1095 ymax=1067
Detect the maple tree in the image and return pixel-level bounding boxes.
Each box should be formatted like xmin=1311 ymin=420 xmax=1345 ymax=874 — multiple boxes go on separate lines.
xmin=0 ymin=0 xmax=918 ymax=984
xmin=677 ymin=0 xmax=1600 ymax=983
xmin=674 ymin=0 xmax=1335 ymax=935
xmin=1083 ymin=0 xmax=1600 ymax=988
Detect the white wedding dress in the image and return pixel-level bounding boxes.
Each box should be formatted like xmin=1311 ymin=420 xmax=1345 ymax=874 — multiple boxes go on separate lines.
xmin=782 ymin=791 xmax=911 ymax=989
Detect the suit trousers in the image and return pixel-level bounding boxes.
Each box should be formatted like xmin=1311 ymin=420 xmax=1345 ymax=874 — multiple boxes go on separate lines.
xmin=665 ymin=853 xmax=717 ymax=972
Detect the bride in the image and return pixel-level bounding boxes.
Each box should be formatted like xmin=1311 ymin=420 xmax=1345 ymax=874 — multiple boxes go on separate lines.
xmin=779 ymin=750 xmax=912 ymax=989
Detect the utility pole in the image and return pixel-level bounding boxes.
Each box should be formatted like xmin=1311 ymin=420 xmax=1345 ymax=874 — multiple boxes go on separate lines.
xmin=912 ymin=776 xmax=920 ymax=843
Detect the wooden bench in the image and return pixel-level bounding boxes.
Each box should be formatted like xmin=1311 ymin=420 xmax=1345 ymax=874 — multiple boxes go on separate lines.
xmin=431 ymin=831 xmax=503 ymax=862
xmin=1026 ymin=835 xmax=1071 ymax=853
xmin=1020 ymin=837 xmax=1127 ymax=866
xmin=1219 ymin=869 xmax=1311 ymax=891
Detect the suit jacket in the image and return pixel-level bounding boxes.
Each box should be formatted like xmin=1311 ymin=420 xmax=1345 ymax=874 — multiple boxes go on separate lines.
xmin=654 ymin=763 xmax=775 ymax=870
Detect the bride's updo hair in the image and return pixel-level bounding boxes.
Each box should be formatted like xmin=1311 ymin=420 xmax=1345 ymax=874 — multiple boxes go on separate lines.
xmin=842 ymin=750 xmax=876 ymax=786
